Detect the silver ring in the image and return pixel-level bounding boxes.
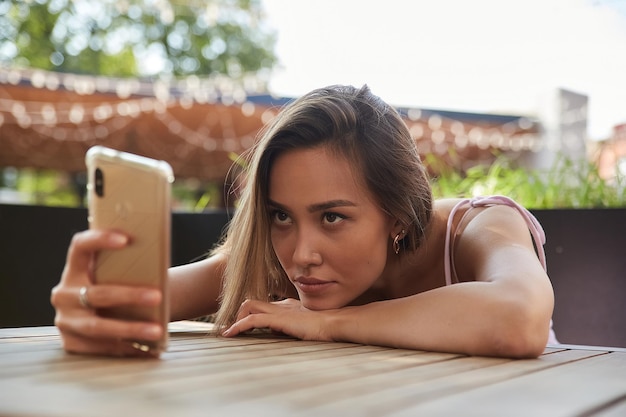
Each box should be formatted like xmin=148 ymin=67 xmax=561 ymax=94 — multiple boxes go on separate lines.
xmin=78 ymin=286 xmax=92 ymax=309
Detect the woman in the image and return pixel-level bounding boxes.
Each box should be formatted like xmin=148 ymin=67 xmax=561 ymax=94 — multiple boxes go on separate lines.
xmin=51 ymin=85 xmax=555 ymax=358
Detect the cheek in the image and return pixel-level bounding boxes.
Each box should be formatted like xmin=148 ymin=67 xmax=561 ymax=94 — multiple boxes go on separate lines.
xmin=337 ymin=229 xmax=389 ymax=277
xmin=271 ymin=230 xmax=290 ymax=266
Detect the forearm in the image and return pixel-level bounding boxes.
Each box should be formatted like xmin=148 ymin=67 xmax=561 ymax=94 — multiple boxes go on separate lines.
xmin=168 ymin=254 xmax=225 ymax=322
xmin=327 ymin=281 xmax=552 ymax=358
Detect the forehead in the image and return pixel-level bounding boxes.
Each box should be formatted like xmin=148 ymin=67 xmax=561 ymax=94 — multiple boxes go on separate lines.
xmin=268 ymin=146 xmax=373 ymax=204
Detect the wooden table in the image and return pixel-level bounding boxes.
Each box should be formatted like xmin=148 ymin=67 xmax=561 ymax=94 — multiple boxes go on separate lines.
xmin=1 ymin=321 xmax=625 ymax=417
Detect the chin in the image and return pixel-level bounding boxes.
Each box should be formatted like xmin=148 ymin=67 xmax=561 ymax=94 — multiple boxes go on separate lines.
xmin=299 ymin=295 xmax=348 ymax=311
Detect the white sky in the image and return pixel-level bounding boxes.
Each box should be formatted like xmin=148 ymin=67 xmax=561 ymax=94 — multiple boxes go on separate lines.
xmin=260 ymin=0 xmax=626 ymax=140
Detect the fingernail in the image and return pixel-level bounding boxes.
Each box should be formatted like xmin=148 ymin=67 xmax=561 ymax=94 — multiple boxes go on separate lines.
xmin=141 ymin=290 xmax=161 ymax=304
xmin=222 ymin=327 xmax=232 ymax=337
xmin=109 ymin=233 xmax=128 ymax=246
xmin=141 ymin=325 xmax=161 ymax=340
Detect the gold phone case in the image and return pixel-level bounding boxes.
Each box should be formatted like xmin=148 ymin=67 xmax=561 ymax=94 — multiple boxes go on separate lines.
xmin=86 ymin=146 xmax=174 ymax=353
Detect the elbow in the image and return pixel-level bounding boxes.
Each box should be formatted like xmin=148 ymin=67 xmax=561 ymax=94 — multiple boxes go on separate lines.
xmin=492 ymin=329 xmax=547 ymax=359
xmin=489 ymin=305 xmax=551 ymax=359
xmin=484 ymin=279 xmax=555 ymax=359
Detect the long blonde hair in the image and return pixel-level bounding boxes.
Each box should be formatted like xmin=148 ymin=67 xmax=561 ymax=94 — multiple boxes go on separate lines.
xmin=213 ymin=85 xmax=432 ymax=330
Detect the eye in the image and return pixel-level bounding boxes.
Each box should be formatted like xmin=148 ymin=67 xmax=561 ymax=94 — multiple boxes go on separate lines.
xmin=323 ymin=212 xmax=345 ymax=225
xmin=271 ymin=210 xmax=292 ymax=226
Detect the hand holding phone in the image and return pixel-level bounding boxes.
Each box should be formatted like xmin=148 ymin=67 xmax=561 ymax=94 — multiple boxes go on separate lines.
xmin=86 ymin=146 xmax=174 ymax=354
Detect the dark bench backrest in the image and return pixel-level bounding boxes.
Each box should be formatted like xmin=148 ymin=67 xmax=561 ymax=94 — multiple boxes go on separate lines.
xmin=532 ymin=208 xmax=626 ymax=347
xmin=0 ymin=204 xmax=230 ymax=327
xmin=2 ymin=204 xmax=625 ymax=348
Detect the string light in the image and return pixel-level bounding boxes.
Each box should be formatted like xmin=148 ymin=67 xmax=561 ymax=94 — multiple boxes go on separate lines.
xmin=0 ymin=66 xmax=545 ymax=180
xmin=400 ymin=101 xmax=542 ymax=154
xmin=0 ymin=67 xmax=269 ymax=153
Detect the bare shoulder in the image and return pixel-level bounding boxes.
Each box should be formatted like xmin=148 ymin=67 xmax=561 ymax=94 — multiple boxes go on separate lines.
xmin=462 ymin=201 xmax=536 ymax=245
xmin=431 ymin=198 xmax=465 ymax=227
xmin=457 ymin=203 xmax=544 ymax=283
xmin=431 ymin=197 xmax=546 ymax=282
xmin=432 ymin=197 xmax=464 ymax=214
xmin=433 ymin=197 xmax=533 ymax=241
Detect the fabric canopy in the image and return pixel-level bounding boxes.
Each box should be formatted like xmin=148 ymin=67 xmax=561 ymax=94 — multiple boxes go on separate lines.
xmin=0 ymin=68 xmax=541 ymax=182
xmin=0 ymin=79 xmax=284 ymax=181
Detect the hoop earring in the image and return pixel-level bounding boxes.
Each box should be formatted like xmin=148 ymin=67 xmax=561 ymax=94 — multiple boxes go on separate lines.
xmin=393 ymin=230 xmax=406 ymax=255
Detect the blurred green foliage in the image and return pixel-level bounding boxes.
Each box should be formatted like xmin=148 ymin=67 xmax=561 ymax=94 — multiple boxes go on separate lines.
xmin=3 ymin=153 xmax=624 ymax=210
xmin=0 ymin=167 xmax=225 ymax=210
xmin=0 ymin=0 xmax=278 ymax=209
xmin=1 ymin=168 xmax=81 ymax=206
xmin=428 ymin=154 xmax=626 ymax=209
xmin=0 ymin=0 xmax=277 ymax=79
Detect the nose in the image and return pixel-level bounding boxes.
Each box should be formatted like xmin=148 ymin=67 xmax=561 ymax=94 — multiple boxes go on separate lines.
xmin=292 ymin=229 xmax=323 ymax=269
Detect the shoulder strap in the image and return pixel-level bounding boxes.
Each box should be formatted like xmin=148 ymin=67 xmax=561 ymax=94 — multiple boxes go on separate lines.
xmin=444 ymin=196 xmax=547 ymax=286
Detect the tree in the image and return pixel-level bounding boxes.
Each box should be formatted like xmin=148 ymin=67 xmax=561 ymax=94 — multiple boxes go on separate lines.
xmin=0 ymin=0 xmax=277 ymax=80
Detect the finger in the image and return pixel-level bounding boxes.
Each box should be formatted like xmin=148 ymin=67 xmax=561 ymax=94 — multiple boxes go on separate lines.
xmin=88 ymin=285 xmax=162 ymax=309
xmin=222 ymin=313 xmax=276 ymax=337
xmin=272 ymin=298 xmax=300 ymax=307
xmin=51 ymin=285 xmax=161 ymax=310
xmin=222 ymin=313 xmax=289 ymax=337
xmin=61 ymin=332 xmax=157 ymax=358
xmin=55 ymin=312 xmax=163 ymax=343
xmin=235 ymin=299 xmax=274 ymax=321
xmin=63 ymin=230 xmax=128 ymax=283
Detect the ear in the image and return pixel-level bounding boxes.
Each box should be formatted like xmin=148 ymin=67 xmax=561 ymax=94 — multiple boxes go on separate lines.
xmin=389 ymin=219 xmax=406 ymax=240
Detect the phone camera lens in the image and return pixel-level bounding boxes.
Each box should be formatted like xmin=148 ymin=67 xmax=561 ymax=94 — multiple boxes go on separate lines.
xmin=95 ymin=168 xmax=104 ymax=197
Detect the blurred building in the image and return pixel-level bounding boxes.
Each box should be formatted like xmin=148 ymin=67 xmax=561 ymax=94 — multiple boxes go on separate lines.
xmin=594 ymin=123 xmax=626 ymax=181
xmin=513 ymin=88 xmax=588 ymax=173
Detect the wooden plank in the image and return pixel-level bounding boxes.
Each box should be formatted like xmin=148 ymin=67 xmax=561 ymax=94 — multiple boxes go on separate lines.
xmin=218 ymin=348 xmax=599 ymax=415
xmin=0 ymin=335 xmax=64 ymax=354
xmin=0 ymin=336 xmax=312 ymax=379
xmin=552 ymin=343 xmax=626 ymax=353
xmin=0 ymin=333 xmax=380 ymax=416
xmin=0 ymin=376 xmax=173 ymax=417
xmin=38 ymin=342 xmax=368 ymax=389
xmin=0 ymin=325 xmax=623 ymax=417
xmin=387 ymin=351 xmax=626 ymax=417
xmin=0 ymin=330 xmax=451 ymax=416
xmin=0 ymin=325 xmax=289 ymax=374
xmin=195 ymin=354 xmax=494 ymax=415
xmin=163 ymin=348 xmax=458 ymax=405
xmin=591 ymin=396 xmax=626 ymax=417
xmin=168 ymin=320 xmax=215 ymax=332
xmin=0 ymin=326 xmax=59 ymax=338
xmin=0 ymin=331 xmax=303 ymax=416
xmin=0 ymin=320 xmax=210 ymax=337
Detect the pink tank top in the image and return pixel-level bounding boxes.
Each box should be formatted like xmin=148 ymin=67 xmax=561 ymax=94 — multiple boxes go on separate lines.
xmin=443 ymin=195 xmax=558 ymax=345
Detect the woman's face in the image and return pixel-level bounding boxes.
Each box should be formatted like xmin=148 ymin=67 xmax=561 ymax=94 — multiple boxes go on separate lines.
xmin=268 ymin=146 xmax=396 ymax=310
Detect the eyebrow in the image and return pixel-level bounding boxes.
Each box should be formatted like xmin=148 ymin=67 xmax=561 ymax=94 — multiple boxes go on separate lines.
xmin=268 ymin=199 xmax=356 ymax=213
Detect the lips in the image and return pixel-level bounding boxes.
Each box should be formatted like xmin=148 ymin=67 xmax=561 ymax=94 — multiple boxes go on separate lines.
xmin=293 ymin=276 xmax=335 ymax=294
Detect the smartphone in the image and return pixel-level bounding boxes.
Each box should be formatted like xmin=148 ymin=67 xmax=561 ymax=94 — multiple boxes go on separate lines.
xmin=86 ymin=146 xmax=174 ymax=354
